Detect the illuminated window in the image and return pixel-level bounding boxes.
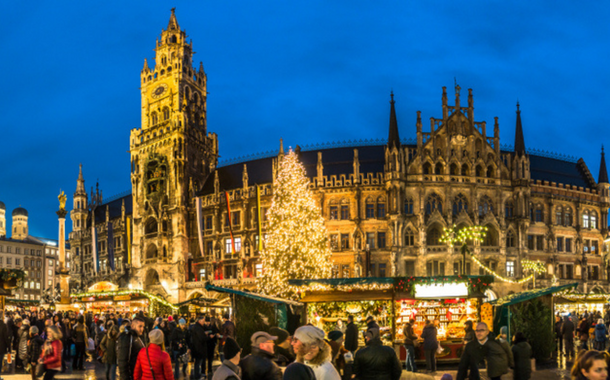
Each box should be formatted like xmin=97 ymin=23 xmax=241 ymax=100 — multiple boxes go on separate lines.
xmin=583 ymin=212 xmax=590 ymax=229
xmin=506 ymin=261 xmax=515 ymax=277
xmin=341 ymin=265 xmax=350 ymax=278
xmin=330 ymin=235 xmax=339 ymax=250
xmin=36 ymin=283 xmax=40 ymax=289
xmin=366 ymin=232 xmax=375 ymax=249
xmin=199 ymin=268 xmax=206 ymax=281
xmin=591 ymin=212 xmax=597 ymax=229
xmin=255 ymin=263 xmax=263 ymax=277
xmin=478 ymin=196 xmax=493 ymax=217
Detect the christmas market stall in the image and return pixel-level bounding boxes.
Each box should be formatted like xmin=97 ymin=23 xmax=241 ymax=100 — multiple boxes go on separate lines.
xmin=554 ymin=292 xmax=610 ymax=316
xmin=0 ymin=269 xmax=26 ymax=315
xmin=490 ymin=282 xmax=578 ymax=361
xmin=204 ymin=284 xmax=305 ymax=355
xmin=289 ymin=275 xmax=494 ymax=363
xmin=70 ymin=281 xmax=178 ymax=316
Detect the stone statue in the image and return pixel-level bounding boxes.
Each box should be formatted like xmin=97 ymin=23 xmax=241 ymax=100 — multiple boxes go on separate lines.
xmin=58 ymin=191 xmax=67 ymax=211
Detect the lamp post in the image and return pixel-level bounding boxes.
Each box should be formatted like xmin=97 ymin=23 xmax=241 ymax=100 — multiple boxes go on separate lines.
xmin=582 ymin=250 xmax=588 ymax=293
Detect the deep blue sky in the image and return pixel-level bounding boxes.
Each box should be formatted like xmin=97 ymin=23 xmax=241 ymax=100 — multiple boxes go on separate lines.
xmin=2 ymin=1 xmax=609 ymax=239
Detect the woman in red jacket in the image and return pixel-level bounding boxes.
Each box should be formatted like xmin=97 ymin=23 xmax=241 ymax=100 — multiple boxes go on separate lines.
xmin=39 ymin=325 xmax=63 ymax=380
xmin=134 ymin=329 xmax=174 ymax=380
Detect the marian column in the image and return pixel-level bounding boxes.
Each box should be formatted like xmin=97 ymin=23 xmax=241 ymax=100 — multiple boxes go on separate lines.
xmin=57 ymin=191 xmax=71 ymax=305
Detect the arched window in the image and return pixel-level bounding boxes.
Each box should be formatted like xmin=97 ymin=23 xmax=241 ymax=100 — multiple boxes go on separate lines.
xmin=583 ymin=211 xmax=590 ymax=229
xmin=483 ymin=226 xmax=498 ymax=246
xmin=505 ymin=201 xmax=514 ymax=218
xmin=450 ymin=163 xmax=459 ymax=176
xmin=404 ymin=198 xmax=414 ymax=215
xmin=365 ymin=197 xmax=375 ymax=219
xmin=170 ymin=35 xmax=177 ymax=43
xmin=564 ymin=207 xmax=572 ymax=226
xmin=184 ymin=86 xmax=191 ymax=100
xmin=151 ymin=112 xmax=158 ymax=126
xmin=426 ymin=226 xmax=442 ymax=245
xmin=591 ymin=211 xmax=598 ymax=229
xmin=425 ymin=193 xmax=443 ymax=215
xmin=377 ymin=197 xmax=386 ymax=218
xmin=506 ymin=230 xmax=515 ymax=248
xmin=534 ymin=204 xmax=543 ymax=222
xmin=479 ymin=196 xmax=493 ymax=217
xmin=340 ymin=199 xmax=350 ymax=220
xmin=329 ymin=199 xmax=338 ymax=220
xmin=405 ymin=228 xmax=415 ymax=246
xmin=461 ymin=164 xmax=469 ymax=176
xmin=146 ymin=244 xmax=158 ymax=259
xmin=145 ymin=218 xmax=158 ymax=235
xmin=486 ymin=166 xmax=494 ymax=178
xmin=476 ymin=165 xmax=483 ymax=177
xmin=434 ymin=163 xmax=443 ymax=175
xmin=163 ymin=107 xmax=170 ymax=120
xmin=452 ymin=194 xmax=468 ymax=215
xmin=423 ymin=162 xmax=432 ymax=175
xmin=555 ymin=206 xmax=562 ymax=225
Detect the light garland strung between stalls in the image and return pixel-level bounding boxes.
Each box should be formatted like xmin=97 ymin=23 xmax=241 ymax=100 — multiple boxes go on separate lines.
xmin=71 ymin=289 xmax=179 ymax=314
xmin=470 ymin=255 xmax=534 ymax=284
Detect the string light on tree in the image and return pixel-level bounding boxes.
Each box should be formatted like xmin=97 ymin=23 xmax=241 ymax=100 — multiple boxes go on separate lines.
xmin=257 ymin=149 xmax=333 ymax=299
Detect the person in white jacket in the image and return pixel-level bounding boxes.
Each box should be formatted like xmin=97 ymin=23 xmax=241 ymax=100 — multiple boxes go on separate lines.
xmin=291 ymin=325 xmax=341 ymax=380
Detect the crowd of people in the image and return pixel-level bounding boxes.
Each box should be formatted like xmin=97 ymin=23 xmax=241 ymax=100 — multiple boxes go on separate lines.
xmin=4 ymin=306 xmax=610 ymax=380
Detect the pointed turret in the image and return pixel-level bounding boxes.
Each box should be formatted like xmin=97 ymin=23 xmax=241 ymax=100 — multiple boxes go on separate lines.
xmin=142 ymin=58 xmax=150 ymax=73
xmin=199 ymin=61 xmax=205 ymax=74
xmin=599 ymin=146 xmax=609 ymax=184
xmin=387 ymin=92 xmax=400 ymax=150
xmin=514 ymin=102 xmax=526 ymax=156
xmin=167 ymin=7 xmax=179 ymax=31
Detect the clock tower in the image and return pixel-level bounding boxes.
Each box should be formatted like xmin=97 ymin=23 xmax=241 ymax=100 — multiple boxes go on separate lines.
xmin=129 ymin=9 xmax=218 ymax=302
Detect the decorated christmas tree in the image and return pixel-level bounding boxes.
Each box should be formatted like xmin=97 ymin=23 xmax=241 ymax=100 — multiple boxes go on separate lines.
xmin=258 ymin=150 xmax=332 ymax=299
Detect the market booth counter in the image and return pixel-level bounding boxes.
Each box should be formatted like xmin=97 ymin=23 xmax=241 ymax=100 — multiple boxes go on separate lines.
xmin=70 ymin=281 xmax=178 ymax=316
xmin=289 ymin=275 xmax=494 ymax=363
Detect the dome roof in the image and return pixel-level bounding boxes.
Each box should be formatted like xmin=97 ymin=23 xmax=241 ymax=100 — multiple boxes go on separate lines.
xmin=12 ymin=207 xmax=28 ymax=217
xmin=0 ymin=201 xmax=4 ymax=210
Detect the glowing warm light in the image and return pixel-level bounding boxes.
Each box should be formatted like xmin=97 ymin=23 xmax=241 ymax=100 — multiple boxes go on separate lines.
xmin=414 ymin=282 xmax=469 ymax=298
xmin=258 ymin=150 xmax=332 ymax=299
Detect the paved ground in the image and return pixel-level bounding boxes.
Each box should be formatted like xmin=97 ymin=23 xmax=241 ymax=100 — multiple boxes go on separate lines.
xmin=0 ymin=355 xmax=574 ymax=380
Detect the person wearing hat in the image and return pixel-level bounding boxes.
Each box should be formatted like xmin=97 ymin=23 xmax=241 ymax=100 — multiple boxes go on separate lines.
xmin=212 ymin=337 xmax=242 ymax=380
xmin=291 ymin=326 xmax=340 ymax=380
xmin=327 ymin=330 xmax=350 ymax=377
xmin=133 ymin=329 xmax=173 ymax=380
xmin=496 ymin=326 xmax=514 ymax=369
xmin=239 ymin=331 xmax=282 ymax=380
xmin=169 ymin=318 xmax=189 ymax=379
xmin=269 ymin=327 xmax=294 ymax=366
xmin=353 ymin=327 xmax=402 ymax=380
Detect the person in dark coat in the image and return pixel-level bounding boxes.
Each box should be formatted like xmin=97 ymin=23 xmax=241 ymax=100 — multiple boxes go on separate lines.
xmin=117 ymin=317 xmax=147 ymax=380
xmin=511 ymin=332 xmax=532 ymax=380
xmin=212 ymin=337 xmax=242 ymax=380
xmin=561 ymin=315 xmax=575 ymax=360
xmin=420 ymin=320 xmax=438 ymax=373
xmin=169 ymin=318 xmax=189 ymax=379
xmin=352 ymin=327 xmax=402 ymax=380
xmin=204 ymin=316 xmax=219 ymax=377
xmin=72 ymin=316 xmax=88 ymax=370
xmin=240 ymin=331 xmax=282 ymax=380
xmin=282 ymin=362 xmax=315 ymax=380
xmin=27 ymin=326 xmax=44 ymax=380
xmin=344 ymin=316 xmax=359 ymax=354
xmin=555 ymin=315 xmax=564 ymax=355
xmin=269 ymin=327 xmax=294 ymax=366
xmin=100 ymin=325 xmax=119 ymax=380
xmin=190 ymin=315 xmax=210 ymax=380
xmin=456 ymin=322 xmax=508 ymax=380
xmin=578 ymin=317 xmax=590 ymax=351
xmin=220 ymin=314 xmax=235 ymax=361
xmin=365 ymin=316 xmax=379 ymax=330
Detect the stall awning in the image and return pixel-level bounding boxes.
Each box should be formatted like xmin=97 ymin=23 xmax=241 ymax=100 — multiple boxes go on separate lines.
xmin=555 ymin=293 xmax=610 ymax=304
xmin=490 ymin=283 xmax=579 ymax=307
xmin=204 ymin=284 xmax=303 ymax=306
xmin=288 ymin=277 xmax=394 ymax=287
xmin=174 ymin=297 xmax=219 ymax=307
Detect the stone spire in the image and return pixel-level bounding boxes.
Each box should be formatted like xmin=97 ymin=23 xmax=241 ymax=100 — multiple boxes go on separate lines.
xmin=387 ymin=92 xmax=400 ymax=150
xmin=599 ymin=146 xmax=609 ymax=184
xmin=514 ymin=102 xmax=526 ymax=156
xmin=167 ymin=8 xmax=180 ymax=31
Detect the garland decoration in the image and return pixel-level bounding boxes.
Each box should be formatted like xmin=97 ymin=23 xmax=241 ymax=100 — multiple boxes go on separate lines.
xmin=0 ymin=269 xmax=26 ymax=286
xmin=71 ymin=289 xmax=179 ymax=314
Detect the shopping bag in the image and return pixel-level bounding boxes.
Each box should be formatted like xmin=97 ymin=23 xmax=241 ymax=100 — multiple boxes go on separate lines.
xmin=87 ymin=337 xmax=95 ymax=351
xmin=36 ymin=363 xmax=46 ymax=377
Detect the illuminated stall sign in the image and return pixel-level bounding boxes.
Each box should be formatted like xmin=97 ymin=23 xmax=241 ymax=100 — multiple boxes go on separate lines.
xmin=88 ymin=282 xmax=119 ymax=293
xmin=414 ymin=282 xmax=469 ymax=299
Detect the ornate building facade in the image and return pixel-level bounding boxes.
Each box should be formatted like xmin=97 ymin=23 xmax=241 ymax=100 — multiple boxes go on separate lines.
xmin=67 ymin=10 xmax=610 ymax=302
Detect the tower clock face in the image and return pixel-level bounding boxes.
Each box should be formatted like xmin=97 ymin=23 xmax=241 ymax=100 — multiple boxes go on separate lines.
xmin=151 ymin=84 xmax=168 ymax=99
